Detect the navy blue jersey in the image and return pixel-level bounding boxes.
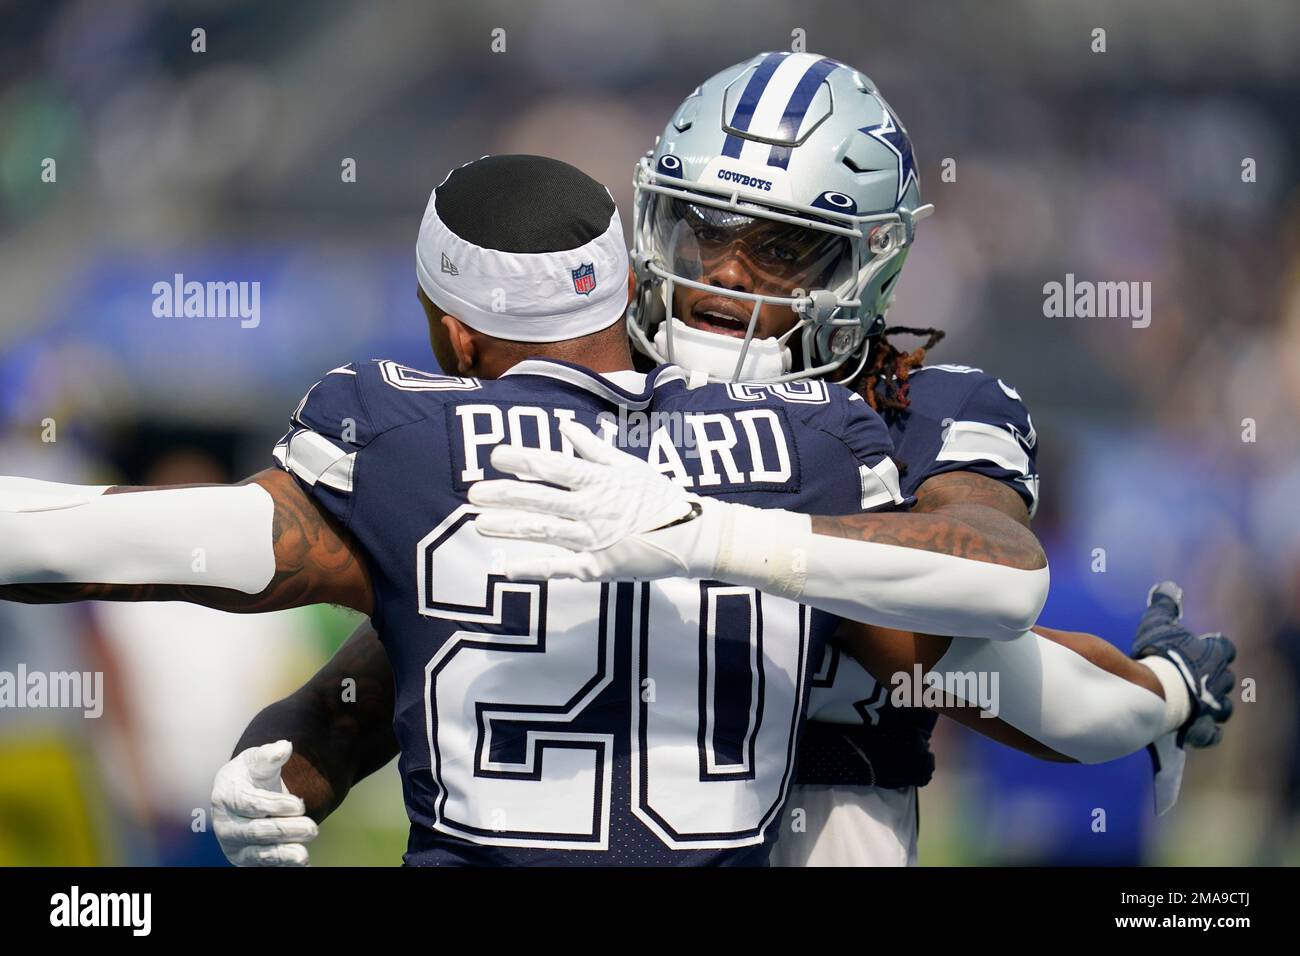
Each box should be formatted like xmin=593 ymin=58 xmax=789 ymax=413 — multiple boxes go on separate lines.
xmin=274 ymin=359 xmax=903 ymax=865
xmin=799 ymin=364 xmax=1039 ymax=789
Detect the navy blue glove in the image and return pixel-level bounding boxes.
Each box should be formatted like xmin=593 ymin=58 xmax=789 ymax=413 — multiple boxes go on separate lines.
xmin=1132 ymin=581 xmax=1236 ymax=748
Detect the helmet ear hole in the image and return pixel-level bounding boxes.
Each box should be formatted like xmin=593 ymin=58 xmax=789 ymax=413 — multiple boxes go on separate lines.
xmin=811 ymin=323 xmax=865 ymax=368
xmin=868 ymin=224 xmax=898 ymax=255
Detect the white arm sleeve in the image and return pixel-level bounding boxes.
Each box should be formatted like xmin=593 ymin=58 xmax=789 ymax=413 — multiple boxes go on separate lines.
xmin=0 ymin=477 xmax=276 ymax=595
xmin=932 ymin=629 xmax=1174 ymax=763
xmin=715 ymin=506 xmax=1049 ymax=639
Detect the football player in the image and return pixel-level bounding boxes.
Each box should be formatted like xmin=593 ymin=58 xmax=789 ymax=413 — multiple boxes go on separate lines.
xmin=621 ymin=50 xmax=1238 ymax=864
xmin=1 ymin=155 xmax=1061 ymax=865
xmin=210 ymin=55 xmax=1235 ymax=867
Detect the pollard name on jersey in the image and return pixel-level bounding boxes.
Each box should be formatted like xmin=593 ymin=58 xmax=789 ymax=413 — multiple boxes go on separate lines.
xmin=275 ymin=358 xmax=904 ymax=865
xmin=798 ymin=364 xmax=1040 ymax=790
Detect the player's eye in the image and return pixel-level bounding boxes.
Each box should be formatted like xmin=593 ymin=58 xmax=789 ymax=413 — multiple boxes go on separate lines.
xmin=753 ymin=236 xmax=803 ymax=265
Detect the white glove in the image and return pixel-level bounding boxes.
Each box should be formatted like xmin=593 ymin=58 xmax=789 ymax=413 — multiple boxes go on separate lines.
xmin=470 ymin=420 xmax=1048 ymax=638
xmin=469 ymin=419 xmax=727 ymax=582
xmin=211 ymin=740 xmax=319 ymax=867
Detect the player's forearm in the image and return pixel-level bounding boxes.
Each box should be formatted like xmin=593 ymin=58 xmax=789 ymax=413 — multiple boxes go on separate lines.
xmin=234 ymin=696 xmax=398 ymax=825
xmin=0 ymin=579 xmax=296 ymax=611
xmin=810 ymin=509 xmax=1045 ymax=570
xmin=0 ymin=477 xmax=277 ymax=607
xmin=801 ymin=466 xmax=1182 ymax=759
xmin=712 ymin=454 xmax=1048 ymax=640
xmin=0 ymin=471 xmax=373 ymax=614
xmin=837 ymin=620 xmax=1180 ymax=762
xmin=472 ymin=425 xmax=1047 ymax=635
xmin=236 ymin=701 xmax=352 ymax=821
xmin=234 ymin=622 xmax=398 ymax=821
xmin=932 ymin=625 xmax=1186 ymax=762
xmin=714 ymin=505 xmax=1049 ymax=638
xmin=1033 ymin=625 xmax=1163 ymax=697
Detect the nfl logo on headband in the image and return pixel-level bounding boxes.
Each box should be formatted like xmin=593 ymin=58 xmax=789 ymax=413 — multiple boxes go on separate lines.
xmin=572 ymin=263 xmax=596 ymax=296
xmin=416 ymin=155 xmax=627 ymax=342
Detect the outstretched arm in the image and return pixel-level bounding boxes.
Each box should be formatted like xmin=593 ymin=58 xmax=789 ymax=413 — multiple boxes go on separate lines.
xmin=835 ymin=620 xmax=1175 ymax=764
xmin=830 ymin=472 xmax=1234 ymax=800
xmin=0 ymin=469 xmax=373 ymax=615
xmin=469 ymin=420 xmax=1050 ymax=639
xmin=835 ymin=469 xmax=1174 ymax=760
xmin=234 ymin=621 xmax=397 ymax=821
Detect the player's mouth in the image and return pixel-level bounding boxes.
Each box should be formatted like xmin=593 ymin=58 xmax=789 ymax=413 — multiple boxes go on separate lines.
xmin=689 ymin=298 xmax=756 ymax=339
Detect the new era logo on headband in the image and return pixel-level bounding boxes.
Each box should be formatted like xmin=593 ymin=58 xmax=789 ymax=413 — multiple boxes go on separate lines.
xmin=441 ymin=252 xmax=459 ymax=276
xmin=572 ymin=262 xmax=596 ymax=296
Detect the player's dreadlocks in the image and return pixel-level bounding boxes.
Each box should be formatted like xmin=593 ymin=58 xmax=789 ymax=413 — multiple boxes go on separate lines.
xmin=856 ymin=326 xmax=946 ymax=413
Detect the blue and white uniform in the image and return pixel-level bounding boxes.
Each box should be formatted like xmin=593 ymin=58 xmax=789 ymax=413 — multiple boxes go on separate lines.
xmin=771 ymin=364 xmax=1038 ymax=867
xmin=274 ymin=358 xmax=905 ymax=865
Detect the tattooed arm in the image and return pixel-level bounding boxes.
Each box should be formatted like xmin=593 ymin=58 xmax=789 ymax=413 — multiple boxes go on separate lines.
xmin=831 ymin=471 xmax=1178 ymax=764
xmin=0 ymin=469 xmax=373 ymax=615
xmin=470 ymin=419 xmax=1050 ymax=638
xmin=221 ymin=478 xmax=1056 ymax=827
xmin=838 ymin=470 xmax=1151 ymax=690
xmin=811 ymin=471 xmax=1046 ymax=571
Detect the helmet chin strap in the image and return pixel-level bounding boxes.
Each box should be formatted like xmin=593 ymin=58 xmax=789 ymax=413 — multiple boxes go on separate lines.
xmin=653 ymin=317 xmax=791 ymax=381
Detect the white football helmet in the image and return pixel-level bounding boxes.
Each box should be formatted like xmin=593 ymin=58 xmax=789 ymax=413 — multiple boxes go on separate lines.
xmin=629 ymin=52 xmax=932 ymax=383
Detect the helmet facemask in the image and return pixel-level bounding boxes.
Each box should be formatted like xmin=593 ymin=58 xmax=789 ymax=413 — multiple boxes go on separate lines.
xmin=629 ymin=157 xmax=922 ymax=384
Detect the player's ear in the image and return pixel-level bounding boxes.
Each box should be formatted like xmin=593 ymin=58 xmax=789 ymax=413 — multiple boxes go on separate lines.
xmin=626 ymin=265 xmax=636 ymax=304
xmin=441 ymin=314 xmax=477 ymax=374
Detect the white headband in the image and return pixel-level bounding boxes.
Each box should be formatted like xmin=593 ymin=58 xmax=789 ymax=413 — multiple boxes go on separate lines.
xmin=415 ymin=182 xmax=629 ymax=343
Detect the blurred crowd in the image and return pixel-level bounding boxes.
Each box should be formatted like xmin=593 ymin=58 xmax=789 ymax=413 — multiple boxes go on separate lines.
xmin=1 ymin=0 xmax=1298 ymax=865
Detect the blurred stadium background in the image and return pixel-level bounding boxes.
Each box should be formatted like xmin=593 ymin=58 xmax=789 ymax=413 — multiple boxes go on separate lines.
xmin=1 ymin=0 xmax=1298 ymax=865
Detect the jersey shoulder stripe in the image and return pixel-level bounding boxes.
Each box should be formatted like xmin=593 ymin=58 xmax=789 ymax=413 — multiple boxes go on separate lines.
xmin=894 ymin=365 xmax=1040 ymax=514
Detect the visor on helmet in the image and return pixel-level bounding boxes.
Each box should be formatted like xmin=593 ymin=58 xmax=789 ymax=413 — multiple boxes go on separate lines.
xmin=651 ymin=197 xmax=852 ymax=298
xmin=629 ymin=153 xmax=931 ymax=384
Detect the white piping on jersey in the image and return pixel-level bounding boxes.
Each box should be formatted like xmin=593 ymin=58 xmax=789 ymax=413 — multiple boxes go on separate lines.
xmin=911 ymin=363 xmax=984 ymax=375
xmin=935 ymin=420 xmax=1031 ymax=476
xmin=1017 ymin=475 xmax=1041 ymax=518
xmin=859 ymin=458 xmax=905 ymax=511
xmin=599 ymin=370 xmax=649 ymax=392
xmin=274 ymin=429 xmax=356 ymax=493
xmin=500 ymin=360 xmax=688 ymax=409
xmin=379 ymin=361 xmax=481 ymax=392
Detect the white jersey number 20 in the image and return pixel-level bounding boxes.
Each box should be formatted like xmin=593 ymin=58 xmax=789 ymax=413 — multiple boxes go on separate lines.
xmin=416 ymin=505 xmax=811 ymax=851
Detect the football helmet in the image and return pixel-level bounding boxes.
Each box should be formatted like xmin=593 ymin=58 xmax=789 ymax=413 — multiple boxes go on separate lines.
xmin=629 ymin=52 xmax=932 ymax=383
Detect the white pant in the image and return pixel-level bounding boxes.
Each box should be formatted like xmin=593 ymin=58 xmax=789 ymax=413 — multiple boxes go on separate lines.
xmin=769 ymin=785 xmax=918 ymax=867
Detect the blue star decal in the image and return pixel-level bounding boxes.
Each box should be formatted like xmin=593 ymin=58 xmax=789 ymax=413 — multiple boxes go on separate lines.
xmin=860 ymin=96 xmax=917 ymax=205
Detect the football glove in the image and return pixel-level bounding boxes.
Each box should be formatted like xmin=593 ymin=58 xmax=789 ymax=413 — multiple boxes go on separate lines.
xmin=1134 ymin=581 xmax=1237 ymax=815
xmin=469 ymin=419 xmax=723 ymax=582
xmin=1134 ymin=581 xmax=1236 ymax=746
xmin=211 ymin=740 xmax=318 ymax=867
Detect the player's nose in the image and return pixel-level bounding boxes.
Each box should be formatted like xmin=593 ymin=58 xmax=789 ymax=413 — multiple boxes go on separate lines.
xmin=703 ymin=253 xmax=754 ymax=294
